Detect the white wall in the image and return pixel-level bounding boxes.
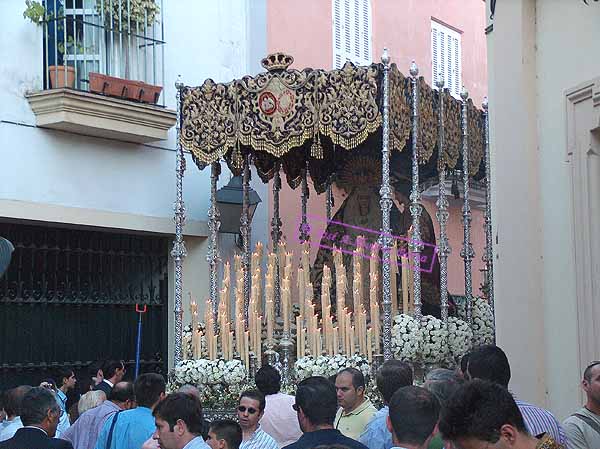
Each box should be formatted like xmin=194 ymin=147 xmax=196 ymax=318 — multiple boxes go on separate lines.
xmin=488 ymin=0 xmax=600 ymax=419
xmin=0 ymin=0 xmax=268 ymax=370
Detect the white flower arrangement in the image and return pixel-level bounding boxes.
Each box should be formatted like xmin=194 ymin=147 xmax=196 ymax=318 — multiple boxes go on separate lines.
xmin=391 ymin=314 xmax=423 ymax=361
xmin=472 ymin=297 xmax=495 ymax=346
xmin=447 ymin=317 xmax=473 ymax=359
xmin=170 ymin=358 xmax=249 ymax=409
xmin=294 ymin=354 xmax=370 ymax=381
xmin=172 ymin=359 xmax=247 ymax=387
xmin=419 ymin=315 xmax=448 ymax=364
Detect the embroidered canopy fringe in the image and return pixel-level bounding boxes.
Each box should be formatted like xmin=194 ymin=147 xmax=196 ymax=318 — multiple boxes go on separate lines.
xmin=179 ymin=54 xmax=485 ymax=190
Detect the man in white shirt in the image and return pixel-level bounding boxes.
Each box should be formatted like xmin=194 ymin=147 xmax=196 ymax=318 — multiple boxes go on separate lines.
xmin=237 ymin=391 xmax=278 ymax=449
xmin=0 ymin=386 xmax=31 ymax=442
xmin=255 ymin=365 xmax=301 ymax=448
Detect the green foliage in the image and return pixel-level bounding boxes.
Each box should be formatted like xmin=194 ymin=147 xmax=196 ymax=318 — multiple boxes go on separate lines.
xmin=96 ymin=0 xmax=160 ymax=31
xmin=23 ymin=0 xmax=48 ymax=24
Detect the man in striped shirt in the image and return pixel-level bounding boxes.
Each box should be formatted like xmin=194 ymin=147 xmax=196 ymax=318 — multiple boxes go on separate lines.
xmin=237 ymin=390 xmax=278 ymax=449
xmin=466 ymin=345 xmax=567 ymax=446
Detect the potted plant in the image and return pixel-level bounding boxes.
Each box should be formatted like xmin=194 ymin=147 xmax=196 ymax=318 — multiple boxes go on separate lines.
xmin=88 ymin=0 xmax=163 ymax=104
xmin=23 ymin=0 xmax=75 ymax=89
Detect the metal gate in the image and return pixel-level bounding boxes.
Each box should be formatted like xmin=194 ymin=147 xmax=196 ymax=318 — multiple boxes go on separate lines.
xmin=0 ymin=222 xmax=169 ymax=389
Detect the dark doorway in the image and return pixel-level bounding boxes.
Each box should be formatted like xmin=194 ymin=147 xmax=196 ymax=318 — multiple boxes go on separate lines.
xmin=0 ymin=222 xmax=169 ymax=392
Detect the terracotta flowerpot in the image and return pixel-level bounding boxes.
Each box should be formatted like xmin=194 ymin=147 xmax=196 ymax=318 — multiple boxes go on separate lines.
xmin=89 ymin=72 xmax=162 ymax=104
xmin=48 ymin=65 xmax=75 ymax=88
xmin=89 ymin=72 xmax=131 ymax=98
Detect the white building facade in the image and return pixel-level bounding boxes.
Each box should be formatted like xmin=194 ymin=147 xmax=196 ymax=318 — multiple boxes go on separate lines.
xmin=487 ymin=0 xmax=600 ymax=419
xmin=0 ymin=0 xmax=268 ymax=379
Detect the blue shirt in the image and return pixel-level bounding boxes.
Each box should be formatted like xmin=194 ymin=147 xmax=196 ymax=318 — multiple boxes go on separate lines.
xmin=515 ymin=399 xmax=567 ymax=446
xmin=359 ymin=406 xmax=392 ymax=449
xmin=55 ymin=390 xmax=70 ymax=437
xmin=283 ymin=429 xmax=368 ymax=449
xmin=183 ymin=436 xmax=211 ymax=449
xmin=94 ymin=407 xmax=155 ymax=449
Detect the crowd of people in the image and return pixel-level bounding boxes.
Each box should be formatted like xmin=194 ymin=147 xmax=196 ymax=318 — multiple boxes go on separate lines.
xmin=0 ymin=346 xmax=598 ymax=449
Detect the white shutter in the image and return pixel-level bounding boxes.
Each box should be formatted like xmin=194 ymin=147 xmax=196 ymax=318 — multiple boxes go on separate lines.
xmin=333 ymin=0 xmax=371 ymax=69
xmin=333 ymin=0 xmax=343 ymax=69
xmin=431 ymin=20 xmax=462 ymax=97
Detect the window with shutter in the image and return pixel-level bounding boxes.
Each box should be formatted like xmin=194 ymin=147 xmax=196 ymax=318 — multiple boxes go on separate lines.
xmin=332 ymin=0 xmax=371 ymax=69
xmin=431 ymin=20 xmax=462 ymax=98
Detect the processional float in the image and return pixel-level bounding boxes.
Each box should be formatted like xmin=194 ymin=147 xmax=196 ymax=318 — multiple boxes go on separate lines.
xmin=170 ymin=50 xmax=495 ymax=387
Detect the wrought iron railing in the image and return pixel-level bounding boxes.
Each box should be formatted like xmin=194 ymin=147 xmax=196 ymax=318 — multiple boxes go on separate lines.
xmin=0 ymin=223 xmax=168 ymax=305
xmin=41 ymin=0 xmax=166 ymax=105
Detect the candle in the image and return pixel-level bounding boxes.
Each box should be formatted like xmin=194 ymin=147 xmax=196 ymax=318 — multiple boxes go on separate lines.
xmin=317 ymin=328 xmax=322 ymax=355
xmin=345 ymin=311 xmax=352 ymax=355
xmin=369 ymin=242 xmax=379 ymax=306
xmin=282 ymin=279 xmax=291 ymax=334
xmin=367 ymin=328 xmax=373 ymax=361
xmin=266 ymin=298 xmax=274 ymax=344
xmin=390 ymin=241 xmax=398 ymax=317
xmin=401 ymin=255 xmax=409 ymax=314
xmin=373 ymin=301 xmax=380 ymax=352
xmin=244 ymin=331 xmax=250 ymax=370
xmin=228 ymin=331 xmax=234 ymax=361
xmin=183 ymin=334 xmax=190 ymax=360
xmin=298 ymin=267 xmax=305 ymax=318
xmin=236 ymin=312 xmax=244 ymax=356
xmin=360 ymin=310 xmax=367 ymax=355
xmin=296 ymin=316 xmax=303 ymax=359
xmin=333 ymin=326 xmax=339 ymax=355
xmin=301 ymin=241 xmax=310 ymax=274
xmin=278 ymin=241 xmax=287 ymax=285
xmin=349 ymin=325 xmax=355 ymax=356
xmin=255 ymin=316 xmax=262 ymax=366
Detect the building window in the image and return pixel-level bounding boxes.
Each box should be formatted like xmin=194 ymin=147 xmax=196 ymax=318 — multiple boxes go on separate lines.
xmin=431 ymin=19 xmax=462 ymax=97
xmin=43 ymin=0 xmax=165 ymax=100
xmin=333 ymin=0 xmax=372 ymax=69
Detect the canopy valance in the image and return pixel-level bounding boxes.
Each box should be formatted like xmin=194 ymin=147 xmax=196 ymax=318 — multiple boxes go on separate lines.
xmin=179 ymin=53 xmax=485 ymax=191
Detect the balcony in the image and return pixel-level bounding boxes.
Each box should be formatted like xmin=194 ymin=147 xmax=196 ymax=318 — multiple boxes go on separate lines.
xmin=25 ymin=0 xmax=175 ymax=143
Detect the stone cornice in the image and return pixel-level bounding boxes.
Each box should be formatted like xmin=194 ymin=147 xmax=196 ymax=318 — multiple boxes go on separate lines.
xmin=26 ymin=88 xmax=177 ymax=143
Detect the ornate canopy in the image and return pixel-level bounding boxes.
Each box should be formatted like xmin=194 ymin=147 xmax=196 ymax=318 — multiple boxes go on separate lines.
xmin=179 ymin=52 xmax=485 ymax=192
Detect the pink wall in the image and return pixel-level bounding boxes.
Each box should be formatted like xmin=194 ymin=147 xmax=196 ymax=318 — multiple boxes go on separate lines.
xmin=266 ymin=0 xmax=487 ymax=297
xmin=372 ymin=0 xmax=488 ymax=106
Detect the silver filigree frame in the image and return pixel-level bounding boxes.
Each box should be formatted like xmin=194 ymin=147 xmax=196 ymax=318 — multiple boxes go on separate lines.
xmin=379 ymin=49 xmax=393 ymax=361
xmin=172 ymin=79 xmax=187 ymax=367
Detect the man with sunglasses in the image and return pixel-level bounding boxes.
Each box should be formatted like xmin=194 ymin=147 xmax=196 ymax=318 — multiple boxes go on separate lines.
xmin=563 ymin=360 xmax=600 ymax=449
xmin=237 ymin=390 xmax=277 ymax=449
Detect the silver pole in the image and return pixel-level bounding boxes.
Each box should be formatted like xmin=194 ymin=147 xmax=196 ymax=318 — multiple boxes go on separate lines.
xmin=299 ymin=162 xmax=309 ymax=242
xmin=172 ymin=78 xmax=187 ymax=367
xmin=436 ymin=79 xmax=451 ymax=324
xmin=326 ymin=184 xmax=333 ymax=221
xmin=482 ymin=98 xmax=495 ymax=338
xmin=241 ymin=155 xmax=251 ymax=326
xmin=272 ymin=167 xmax=282 ymax=316
xmin=379 ymin=49 xmax=393 ymax=361
xmin=409 ymin=61 xmax=424 ymax=321
xmin=208 ymin=162 xmax=221 ymax=328
xmin=460 ymin=87 xmax=474 ymax=327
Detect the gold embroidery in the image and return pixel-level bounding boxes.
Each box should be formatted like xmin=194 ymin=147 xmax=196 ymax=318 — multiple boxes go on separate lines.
xmin=177 ymin=53 xmax=485 ymax=181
